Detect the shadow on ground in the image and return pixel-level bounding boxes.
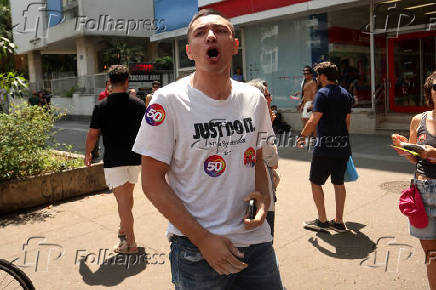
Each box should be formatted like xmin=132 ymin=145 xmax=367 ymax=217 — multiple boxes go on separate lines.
xmin=307 ymin=222 xmax=376 ymax=260
xmin=0 ymin=190 xmax=111 ymax=228
xmin=0 ymin=209 xmax=55 ymax=227
xmin=79 ymin=247 xmax=149 ymax=287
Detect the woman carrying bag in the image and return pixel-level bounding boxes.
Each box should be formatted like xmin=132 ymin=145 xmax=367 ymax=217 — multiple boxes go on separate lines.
xmin=392 ymin=71 xmax=436 ymax=290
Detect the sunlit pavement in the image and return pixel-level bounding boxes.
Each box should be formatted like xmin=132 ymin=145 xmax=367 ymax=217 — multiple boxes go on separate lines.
xmin=0 ymin=121 xmax=429 ymax=289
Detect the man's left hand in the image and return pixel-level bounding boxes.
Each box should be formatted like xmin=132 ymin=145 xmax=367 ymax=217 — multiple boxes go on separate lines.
xmin=243 ymin=191 xmax=267 ymax=229
xmin=84 ymin=153 xmax=92 ymax=167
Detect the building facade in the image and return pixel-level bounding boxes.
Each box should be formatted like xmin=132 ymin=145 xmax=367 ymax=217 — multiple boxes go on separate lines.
xmin=10 ymin=0 xmax=169 ymax=94
xmin=152 ymin=0 xmax=436 ymax=133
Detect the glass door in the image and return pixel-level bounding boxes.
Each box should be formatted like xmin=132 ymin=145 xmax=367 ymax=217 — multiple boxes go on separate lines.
xmin=389 ymin=32 xmax=436 ymax=112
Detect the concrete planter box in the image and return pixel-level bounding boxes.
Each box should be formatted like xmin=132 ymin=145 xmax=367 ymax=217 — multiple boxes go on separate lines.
xmin=0 ymin=162 xmax=107 ymax=215
xmin=51 ymin=93 xmax=96 ymax=116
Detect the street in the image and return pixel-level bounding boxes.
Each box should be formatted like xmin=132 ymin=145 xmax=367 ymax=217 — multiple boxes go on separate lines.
xmin=0 ymin=118 xmax=428 ymax=289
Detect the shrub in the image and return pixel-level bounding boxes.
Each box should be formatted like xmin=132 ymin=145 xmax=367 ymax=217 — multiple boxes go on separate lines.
xmin=64 ymin=86 xmax=77 ymax=98
xmin=154 ymin=56 xmax=173 ymax=70
xmin=0 ymin=104 xmax=83 ymax=181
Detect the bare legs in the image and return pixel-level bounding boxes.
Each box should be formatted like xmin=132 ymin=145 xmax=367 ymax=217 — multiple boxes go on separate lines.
xmin=310 ymin=183 xmax=346 ymax=223
xmin=420 ymin=240 xmax=436 ymax=290
xmin=113 ymin=182 xmax=137 ymax=249
xmin=333 ymin=184 xmax=346 ymax=223
xmin=311 ymin=184 xmax=327 ymax=222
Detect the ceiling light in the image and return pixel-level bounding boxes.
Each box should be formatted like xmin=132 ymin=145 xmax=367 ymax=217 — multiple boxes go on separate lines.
xmin=380 ymin=0 xmax=401 ymax=3
xmin=425 ymin=10 xmax=436 ymax=14
xmin=405 ymin=3 xmax=436 ymax=10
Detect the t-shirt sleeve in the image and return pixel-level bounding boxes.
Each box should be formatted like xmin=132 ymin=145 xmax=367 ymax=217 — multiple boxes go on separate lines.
xmin=312 ymin=90 xmax=326 ymax=113
xmin=132 ymin=93 xmax=174 ymax=165
xmin=89 ymin=104 xmax=101 ymax=129
xmin=256 ymin=95 xmax=275 ymax=151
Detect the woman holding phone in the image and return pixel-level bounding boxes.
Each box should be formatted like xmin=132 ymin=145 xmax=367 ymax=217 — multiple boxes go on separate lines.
xmin=392 ymin=71 xmax=436 ymax=290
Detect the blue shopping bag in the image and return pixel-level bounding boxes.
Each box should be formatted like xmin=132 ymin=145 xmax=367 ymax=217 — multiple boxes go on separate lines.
xmin=344 ymin=156 xmax=358 ymax=182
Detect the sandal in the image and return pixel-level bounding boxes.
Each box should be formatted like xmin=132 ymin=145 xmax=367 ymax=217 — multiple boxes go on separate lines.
xmin=113 ymin=241 xmax=139 ymax=254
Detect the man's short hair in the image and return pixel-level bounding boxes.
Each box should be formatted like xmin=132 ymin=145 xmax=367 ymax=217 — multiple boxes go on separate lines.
xmin=304 ymin=65 xmax=313 ymax=74
xmin=314 ymin=61 xmax=338 ymax=82
xmin=152 ymin=80 xmax=161 ymax=87
xmin=187 ymin=9 xmax=235 ymax=42
xmin=108 ymin=65 xmax=129 ymax=85
xmin=247 ymin=79 xmax=266 ymax=95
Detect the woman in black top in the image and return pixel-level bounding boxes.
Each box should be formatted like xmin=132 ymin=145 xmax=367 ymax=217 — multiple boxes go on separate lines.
xmin=392 ymin=71 xmax=436 ymax=290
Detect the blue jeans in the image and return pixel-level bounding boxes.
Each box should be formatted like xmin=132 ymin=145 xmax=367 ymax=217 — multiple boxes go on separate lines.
xmin=410 ymin=179 xmax=436 ymax=240
xmin=169 ymin=236 xmax=283 ymax=290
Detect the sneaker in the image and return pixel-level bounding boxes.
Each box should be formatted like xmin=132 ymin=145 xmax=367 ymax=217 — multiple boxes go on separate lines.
xmin=303 ymin=219 xmax=330 ymax=232
xmin=329 ymin=219 xmax=347 ymax=233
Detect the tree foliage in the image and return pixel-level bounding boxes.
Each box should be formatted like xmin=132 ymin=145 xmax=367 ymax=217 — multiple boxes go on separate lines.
xmin=102 ymin=40 xmax=145 ymax=67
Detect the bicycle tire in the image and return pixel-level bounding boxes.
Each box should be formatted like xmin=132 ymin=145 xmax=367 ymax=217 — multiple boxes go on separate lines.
xmin=0 ymin=259 xmax=35 ymax=290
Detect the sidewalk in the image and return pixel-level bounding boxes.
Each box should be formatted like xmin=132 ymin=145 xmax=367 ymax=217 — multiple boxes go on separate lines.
xmin=0 ymin=125 xmax=428 ymax=289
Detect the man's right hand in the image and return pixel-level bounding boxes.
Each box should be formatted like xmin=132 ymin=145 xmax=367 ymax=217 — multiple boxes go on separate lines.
xmin=196 ymin=233 xmax=247 ymax=275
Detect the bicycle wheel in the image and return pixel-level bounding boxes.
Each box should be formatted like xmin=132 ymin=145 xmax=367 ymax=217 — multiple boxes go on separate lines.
xmin=0 ymin=259 xmax=34 ymax=290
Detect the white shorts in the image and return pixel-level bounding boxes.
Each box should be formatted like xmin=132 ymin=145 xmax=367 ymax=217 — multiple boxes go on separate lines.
xmin=103 ymin=165 xmax=141 ymax=190
xmin=302 ymin=101 xmax=313 ymax=119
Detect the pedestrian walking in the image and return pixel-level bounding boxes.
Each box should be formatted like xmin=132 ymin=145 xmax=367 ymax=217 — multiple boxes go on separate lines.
xmin=297 ymin=61 xmax=353 ymax=233
xmin=133 ymin=9 xmax=282 ymax=289
xmin=392 ymin=71 xmax=436 ymax=290
xmin=85 ymin=65 xmax=146 ymax=254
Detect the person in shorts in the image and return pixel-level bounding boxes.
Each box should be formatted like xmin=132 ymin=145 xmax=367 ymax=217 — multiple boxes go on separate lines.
xmin=133 ymin=9 xmax=282 ymax=289
xmin=85 ymin=65 xmax=146 ymax=254
xmin=298 ymin=66 xmax=318 ymax=129
xmin=297 ymin=61 xmax=353 ymax=233
xmin=392 ymin=71 xmax=436 ymax=290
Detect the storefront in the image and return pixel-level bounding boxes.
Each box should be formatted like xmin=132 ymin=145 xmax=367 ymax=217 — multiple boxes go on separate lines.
xmin=152 ymin=0 xmax=436 ymax=132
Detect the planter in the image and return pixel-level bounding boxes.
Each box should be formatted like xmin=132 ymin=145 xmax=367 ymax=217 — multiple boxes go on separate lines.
xmin=51 ymin=93 xmax=96 ymax=116
xmin=0 ymin=162 xmax=107 ymax=215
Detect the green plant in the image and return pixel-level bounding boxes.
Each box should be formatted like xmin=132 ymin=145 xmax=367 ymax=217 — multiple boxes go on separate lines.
xmin=0 ymin=36 xmax=28 ymax=113
xmin=64 ymin=86 xmax=77 ymax=98
xmin=154 ymin=56 xmax=173 ymax=70
xmin=0 ymin=104 xmax=83 ymax=181
xmin=102 ymin=40 xmax=145 ymax=67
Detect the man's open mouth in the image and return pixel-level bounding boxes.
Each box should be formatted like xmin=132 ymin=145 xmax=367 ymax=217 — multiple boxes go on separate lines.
xmin=207 ymin=47 xmax=220 ymax=59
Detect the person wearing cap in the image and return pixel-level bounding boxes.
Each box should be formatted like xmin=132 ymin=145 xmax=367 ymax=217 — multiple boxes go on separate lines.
xmin=392 ymin=71 xmax=436 ymax=290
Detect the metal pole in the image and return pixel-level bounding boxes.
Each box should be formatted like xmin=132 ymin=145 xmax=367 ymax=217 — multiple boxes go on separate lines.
xmin=370 ymin=0 xmax=376 ymax=111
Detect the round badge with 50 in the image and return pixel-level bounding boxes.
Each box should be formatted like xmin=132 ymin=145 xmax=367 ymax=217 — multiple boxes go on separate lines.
xmin=146 ymin=104 xmax=166 ymax=126
xmin=204 ymin=155 xmax=226 ymax=177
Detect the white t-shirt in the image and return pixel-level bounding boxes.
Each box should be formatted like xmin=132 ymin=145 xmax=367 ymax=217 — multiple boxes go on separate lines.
xmin=133 ymin=75 xmax=275 ymax=247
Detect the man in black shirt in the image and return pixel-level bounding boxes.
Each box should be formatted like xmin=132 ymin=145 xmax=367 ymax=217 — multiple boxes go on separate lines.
xmin=85 ymin=65 xmax=146 ymax=254
xmin=297 ymin=62 xmax=353 ymax=233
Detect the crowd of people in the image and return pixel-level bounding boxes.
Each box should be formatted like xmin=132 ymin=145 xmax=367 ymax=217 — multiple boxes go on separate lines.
xmin=28 ymin=90 xmax=51 ymax=108
xmin=83 ymin=9 xmax=436 ymax=290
